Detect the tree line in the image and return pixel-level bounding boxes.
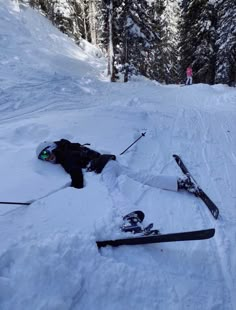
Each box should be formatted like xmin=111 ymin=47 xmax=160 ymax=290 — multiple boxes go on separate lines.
xmin=20 ymin=0 xmax=236 ymax=85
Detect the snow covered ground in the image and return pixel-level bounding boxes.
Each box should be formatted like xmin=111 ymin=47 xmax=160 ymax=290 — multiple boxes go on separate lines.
xmin=0 ymin=1 xmax=236 ymax=309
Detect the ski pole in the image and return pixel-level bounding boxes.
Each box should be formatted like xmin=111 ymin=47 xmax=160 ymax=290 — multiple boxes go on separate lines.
xmin=0 ymin=201 xmax=31 ymax=205
xmin=120 ymin=132 xmax=146 ymax=155
xmin=0 ymin=182 xmax=71 ymax=207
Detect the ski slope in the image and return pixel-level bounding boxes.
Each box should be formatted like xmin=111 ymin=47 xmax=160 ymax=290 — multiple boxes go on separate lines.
xmin=0 ymin=1 xmax=236 ymax=309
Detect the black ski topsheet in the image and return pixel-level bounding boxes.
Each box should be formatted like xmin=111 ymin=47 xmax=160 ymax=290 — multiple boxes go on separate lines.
xmin=173 ymin=154 xmax=219 ymax=219
xmin=96 ymin=228 xmax=215 ymax=248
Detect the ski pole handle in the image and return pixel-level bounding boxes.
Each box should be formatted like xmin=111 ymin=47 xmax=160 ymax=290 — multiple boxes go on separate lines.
xmin=120 ymin=132 xmax=146 ymax=155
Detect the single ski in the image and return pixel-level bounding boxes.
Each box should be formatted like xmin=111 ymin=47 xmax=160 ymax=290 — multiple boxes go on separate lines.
xmin=173 ymin=154 xmax=219 ymax=219
xmin=96 ymin=228 xmax=215 ymax=248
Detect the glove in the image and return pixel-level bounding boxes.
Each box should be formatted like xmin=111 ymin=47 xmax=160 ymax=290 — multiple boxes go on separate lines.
xmin=87 ymin=154 xmax=116 ymax=174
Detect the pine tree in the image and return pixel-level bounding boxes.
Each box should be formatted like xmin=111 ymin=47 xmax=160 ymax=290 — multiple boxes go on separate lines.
xmin=115 ymin=0 xmax=159 ymax=81
xmin=143 ymin=0 xmax=163 ymax=81
xmin=23 ymin=0 xmax=85 ymax=42
xmin=51 ymin=0 xmax=83 ymax=42
xmin=215 ymin=0 xmax=236 ymax=85
xmin=179 ymin=0 xmax=216 ymax=84
xmin=80 ymin=0 xmax=90 ymax=41
xmin=95 ymin=0 xmax=109 ymax=51
xmin=21 ymin=0 xmax=236 ymax=86
xmin=159 ymin=0 xmax=180 ymax=84
xmin=95 ymin=0 xmax=159 ymax=82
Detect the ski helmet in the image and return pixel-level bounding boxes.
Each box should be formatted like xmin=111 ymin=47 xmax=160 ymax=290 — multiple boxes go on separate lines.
xmin=36 ymin=141 xmax=57 ymax=159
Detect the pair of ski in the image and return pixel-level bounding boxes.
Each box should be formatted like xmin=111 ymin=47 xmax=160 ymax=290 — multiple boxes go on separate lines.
xmin=97 ymin=155 xmax=218 ymax=248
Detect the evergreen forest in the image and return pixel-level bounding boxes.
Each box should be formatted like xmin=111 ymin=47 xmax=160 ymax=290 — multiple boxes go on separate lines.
xmin=20 ymin=0 xmax=236 ymax=85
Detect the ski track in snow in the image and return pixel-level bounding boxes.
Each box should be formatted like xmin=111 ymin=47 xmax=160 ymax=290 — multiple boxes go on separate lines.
xmin=0 ymin=2 xmax=236 ymax=310
xmin=99 ymin=85 xmax=235 ymax=309
xmin=125 ymin=87 xmax=236 ymax=309
xmin=169 ymin=95 xmax=236 ymax=309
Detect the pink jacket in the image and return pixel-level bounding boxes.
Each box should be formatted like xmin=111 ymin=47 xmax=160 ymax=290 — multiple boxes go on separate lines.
xmin=186 ymin=67 xmax=193 ymax=77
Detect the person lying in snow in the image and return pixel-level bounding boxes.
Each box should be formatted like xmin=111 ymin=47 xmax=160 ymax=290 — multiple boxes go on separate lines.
xmin=36 ymin=139 xmax=194 ymax=192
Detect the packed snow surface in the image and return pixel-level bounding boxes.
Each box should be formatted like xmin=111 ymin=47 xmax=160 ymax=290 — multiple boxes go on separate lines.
xmin=0 ymin=1 xmax=236 ymax=309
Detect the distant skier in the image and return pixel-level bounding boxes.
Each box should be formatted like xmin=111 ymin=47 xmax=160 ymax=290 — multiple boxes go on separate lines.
xmin=185 ymin=66 xmax=193 ymax=85
xmin=36 ymin=139 xmax=194 ymax=193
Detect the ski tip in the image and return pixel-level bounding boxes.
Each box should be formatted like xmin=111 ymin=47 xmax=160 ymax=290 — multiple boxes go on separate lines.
xmin=212 ymin=211 xmax=218 ymax=219
xmin=173 ymin=154 xmax=177 ymax=157
xmin=212 ymin=209 xmax=219 ymax=219
xmin=208 ymin=228 xmax=215 ymax=238
xmin=173 ymin=154 xmax=179 ymax=159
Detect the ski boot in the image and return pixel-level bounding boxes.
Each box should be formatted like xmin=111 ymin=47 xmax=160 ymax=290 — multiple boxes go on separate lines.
xmin=121 ymin=211 xmax=144 ymax=234
xmin=121 ymin=211 xmax=159 ymax=235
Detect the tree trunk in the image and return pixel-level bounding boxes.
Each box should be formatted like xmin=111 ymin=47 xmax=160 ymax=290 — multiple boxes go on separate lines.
xmin=81 ymin=0 xmax=88 ymax=41
xmin=123 ymin=0 xmax=129 ymax=82
xmin=89 ymin=0 xmax=97 ymax=44
xmin=107 ymin=0 xmax=116 ymax=82
xmin=123 ymin=38 xmax=128 ymax=83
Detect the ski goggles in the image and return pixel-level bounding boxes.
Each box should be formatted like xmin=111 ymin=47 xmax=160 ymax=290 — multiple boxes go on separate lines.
xmin=38 ymin=145 xmax=55 ymax=161
xmin=39 ymin=148 xmax=51 ymax=160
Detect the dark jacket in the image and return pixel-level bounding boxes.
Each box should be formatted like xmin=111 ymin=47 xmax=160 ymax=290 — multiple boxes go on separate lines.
xmin=52 ymin=139 xmax=116 ymax=188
